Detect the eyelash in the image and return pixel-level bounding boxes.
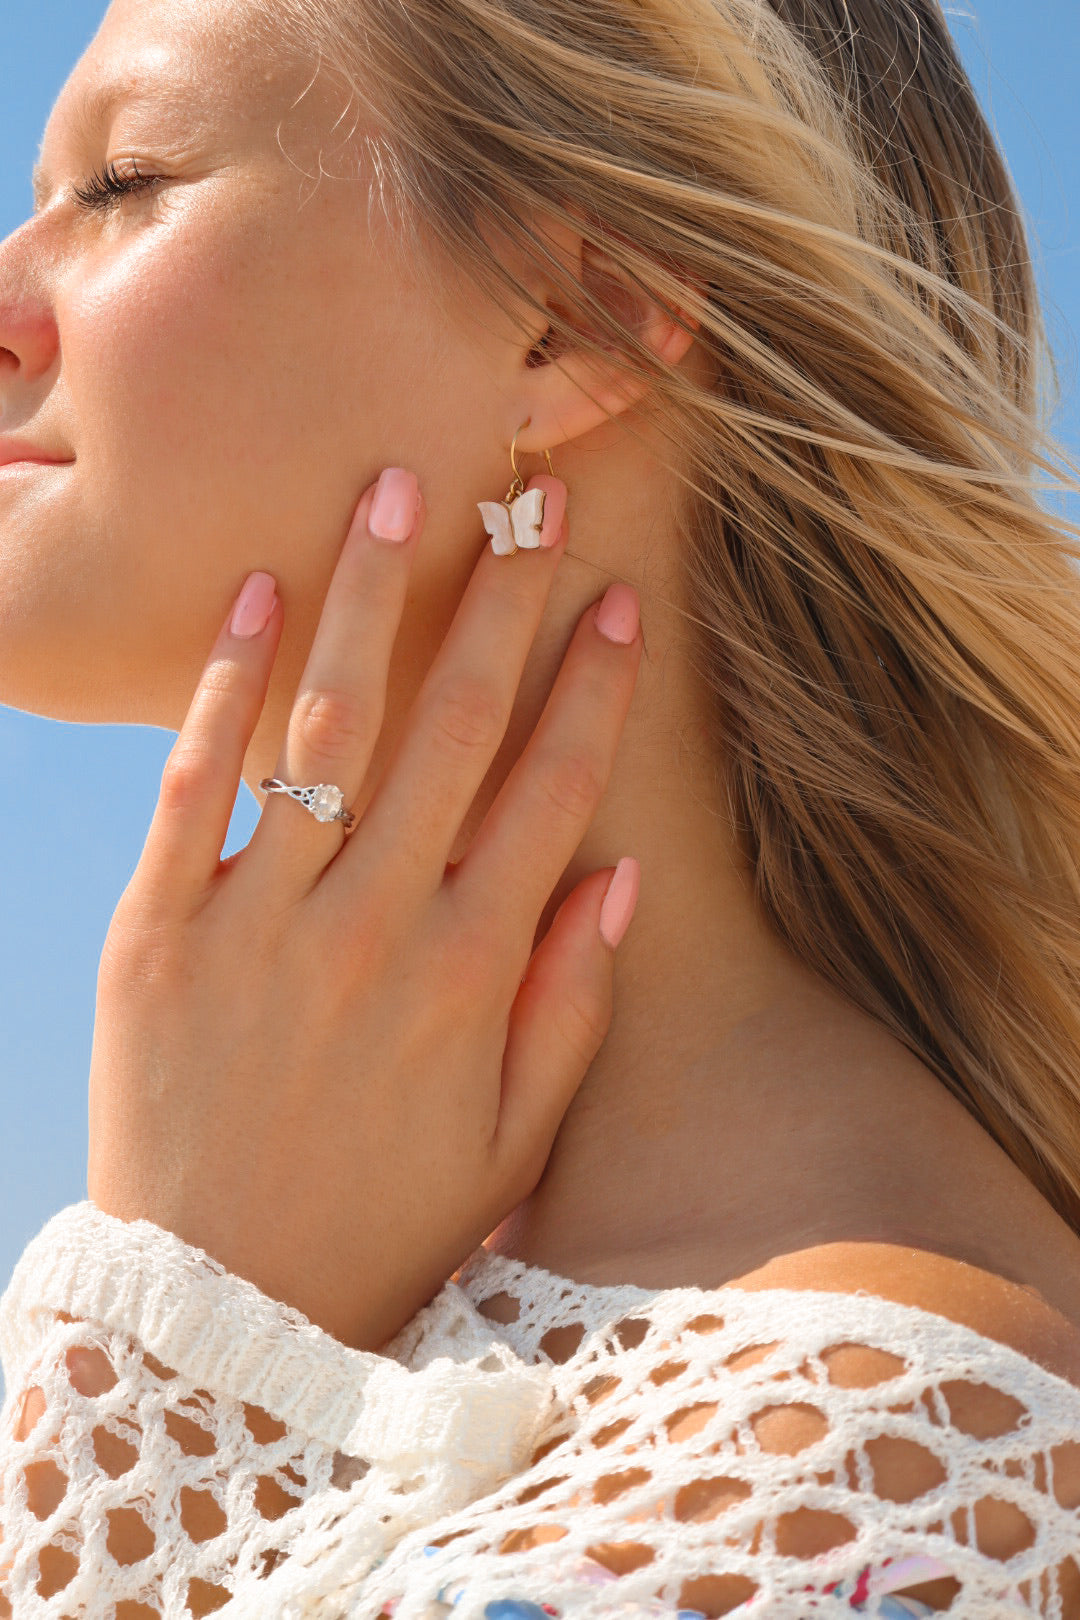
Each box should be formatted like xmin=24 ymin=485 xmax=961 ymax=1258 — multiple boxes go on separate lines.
xmin=71 ymin=158 xmax=161 ymax=213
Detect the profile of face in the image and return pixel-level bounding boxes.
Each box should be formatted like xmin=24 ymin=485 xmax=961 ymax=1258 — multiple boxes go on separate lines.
xmin=0 ymin=0 xmax=658 ymax=737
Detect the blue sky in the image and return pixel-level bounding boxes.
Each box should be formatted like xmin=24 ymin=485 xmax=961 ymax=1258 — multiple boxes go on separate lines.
xmin=0 ymin=2 xmax=1077 ymax=1396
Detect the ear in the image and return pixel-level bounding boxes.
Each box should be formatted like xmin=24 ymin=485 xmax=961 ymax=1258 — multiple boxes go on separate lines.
xmin=508 ymin=212 xmax=701 ymax=459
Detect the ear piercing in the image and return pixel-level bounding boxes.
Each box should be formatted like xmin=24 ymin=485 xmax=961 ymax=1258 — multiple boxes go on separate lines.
xmin=477 ymin=420 xmax=557 ymax=556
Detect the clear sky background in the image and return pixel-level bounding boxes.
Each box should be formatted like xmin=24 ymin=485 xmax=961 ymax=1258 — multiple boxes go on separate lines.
xmin=0 ymin=2 xmax=1077 ymax=1401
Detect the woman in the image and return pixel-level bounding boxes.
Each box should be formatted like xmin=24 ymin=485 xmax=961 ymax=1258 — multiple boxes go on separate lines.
xmin=1 ymin=0 xmax=1078 ymax=1612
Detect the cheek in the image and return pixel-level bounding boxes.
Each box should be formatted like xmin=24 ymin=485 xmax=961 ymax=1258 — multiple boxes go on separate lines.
xmin=51 ymin=197 xmax=404 ymax=677
xmin=66 ymin=201 xmax=352 ymax=516
xmin=1 ymin=184 xmax=506 ymax=727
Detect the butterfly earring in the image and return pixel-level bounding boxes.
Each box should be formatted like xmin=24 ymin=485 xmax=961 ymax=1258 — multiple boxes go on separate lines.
xmin=477 ymin=420 xmax=557 ymax=556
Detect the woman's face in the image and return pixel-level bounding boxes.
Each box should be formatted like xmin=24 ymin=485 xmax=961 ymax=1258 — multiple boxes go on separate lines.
xmin=0 ymin=0 xmax=534 ymax=728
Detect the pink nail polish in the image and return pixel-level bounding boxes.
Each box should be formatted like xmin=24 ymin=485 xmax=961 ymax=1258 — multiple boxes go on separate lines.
xmin=369 ymin=467 xmax=421 ymax=543
xmin=595 ymin=583 xmax=639 ymax=645
xmin=231 ymin=571 xmax=277 ymax=638
xmin=534 ymin=476 xmax=567 ymax=548
xmin=599 ymin=857 xmax=640 ymax=949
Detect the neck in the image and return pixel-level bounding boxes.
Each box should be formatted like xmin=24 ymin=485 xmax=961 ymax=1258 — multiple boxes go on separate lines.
xmin=443 ymin=433 xmax=876 ymax=1285
xmin=237 ymin=423 xmax=948 ymax=1288
xmin=436 ymin=433 xmax=977 ymax=1290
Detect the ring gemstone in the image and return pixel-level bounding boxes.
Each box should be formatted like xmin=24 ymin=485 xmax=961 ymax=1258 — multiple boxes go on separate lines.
xmin=310 ymin=784 xmax=345 ymax=822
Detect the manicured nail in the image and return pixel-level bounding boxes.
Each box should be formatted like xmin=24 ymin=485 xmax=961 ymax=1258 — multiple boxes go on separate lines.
xmin=231 ymin=571 xmax=278 ymax=638
xmin=369 ymin=467 xmax=421 ymax=543
xmin=595 ymin=582 xmax=639 ymax=645
xmin=599 ymin=857 xmax=641 ymax=950
xmin=531 ymin=475 xmax=567 ymax=549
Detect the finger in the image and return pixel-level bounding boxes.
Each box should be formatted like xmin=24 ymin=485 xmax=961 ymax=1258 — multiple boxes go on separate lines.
xmin=348 ymin=472 xmax=568 ymax=903
xmin=454 ymin=581 xmax=641 ymax=947
xmin=246 ymin=469 xmax=425 ymax=895
xmin=494 ymin=861 xmax=640 ymax=1188
xmin=137 ymin=573 xmax=282 ymax=906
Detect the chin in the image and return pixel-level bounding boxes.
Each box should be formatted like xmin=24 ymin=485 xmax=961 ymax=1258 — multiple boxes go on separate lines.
xmin=0 ymin=638 xmax=166 ymax=728
xmin=2 ymin=544 xmax=197 ymax=722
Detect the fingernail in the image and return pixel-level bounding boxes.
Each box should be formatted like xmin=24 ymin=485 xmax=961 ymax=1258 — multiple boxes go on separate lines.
xmin=595 ymin=582 xmax=639 ymax=645
xmin=369 ymin=467 xmax=421 ymax=543
xmin=599 ymin=857 xmax=641 ymax=950
xmin=531 ymin=475 xmax=567 ymax=549
xmin=231 ymin=571 xmax=278 ymax=638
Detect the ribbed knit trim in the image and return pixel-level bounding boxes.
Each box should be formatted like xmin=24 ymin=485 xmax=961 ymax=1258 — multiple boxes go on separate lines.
xmin=0 ymin=1200 xmax=391 ymax=1454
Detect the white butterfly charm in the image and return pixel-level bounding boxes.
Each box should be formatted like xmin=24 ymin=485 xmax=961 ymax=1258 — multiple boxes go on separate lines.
xmin=477 ymin=486 xmax=547 ymax=556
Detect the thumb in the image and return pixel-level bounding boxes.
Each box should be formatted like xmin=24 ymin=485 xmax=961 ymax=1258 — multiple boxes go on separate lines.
xmin=495 ymin=859 xmax=641 ymax=1187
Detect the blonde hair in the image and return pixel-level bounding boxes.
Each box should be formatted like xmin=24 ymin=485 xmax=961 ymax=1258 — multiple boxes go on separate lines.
xmin=277 ymin=0 xmax=1080 ymax=1228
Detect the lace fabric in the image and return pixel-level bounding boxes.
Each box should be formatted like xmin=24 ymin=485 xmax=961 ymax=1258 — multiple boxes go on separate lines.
xmin=1 ymin=1202 xmax=1078 ymax=1618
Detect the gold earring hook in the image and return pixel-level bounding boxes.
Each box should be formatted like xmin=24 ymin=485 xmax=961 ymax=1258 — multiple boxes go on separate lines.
xmin=508 ymin=419 xmax=555 ymax=500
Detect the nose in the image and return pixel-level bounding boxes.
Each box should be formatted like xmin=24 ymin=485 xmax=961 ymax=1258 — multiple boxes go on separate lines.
xmin=0 ymin=222 xmax=62 ymax=419
xmin=0 ymin=297 xmax=60 ymax=392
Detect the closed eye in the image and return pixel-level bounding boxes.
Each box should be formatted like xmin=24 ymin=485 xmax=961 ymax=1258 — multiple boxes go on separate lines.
xmin=71 ymin=158 xmax=162 ymax=213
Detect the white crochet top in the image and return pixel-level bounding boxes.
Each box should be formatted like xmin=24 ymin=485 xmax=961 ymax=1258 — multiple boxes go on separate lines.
xmin=1 ymin=1201 xmax=1078 ymax=1619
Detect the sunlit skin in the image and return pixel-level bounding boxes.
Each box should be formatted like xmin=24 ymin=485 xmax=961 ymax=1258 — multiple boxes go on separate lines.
xmin=5 ymin=0 xmax=1080 ymax=1360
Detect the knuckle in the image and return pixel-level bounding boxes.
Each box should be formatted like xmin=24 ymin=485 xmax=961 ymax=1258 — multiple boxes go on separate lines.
xmin=309 ymin=905 xmax=387 ymax=994
xmin=159 ymin=745 xmax=216 ymax=813
xmin=294 ymin=687 xmax=374 ymax=760
xmin=199 ymin=658 xmax=241 ymax=702
xmin=430 ymin=674 xmax=507 ymax=758
xmin=99 ymin=906 xmax=175 ymax=995
xmin=489 ymin=563 xmax=542 ymax=618
xmin=535 ymin=747 xmax=605 ymax=823
xmin=449 ymin=914 xmax=498 ymax=983
xmin=445 ymin=903 xmax=510 ymax=994
xmin=560 ymin=984 xmax=613 ymax=1064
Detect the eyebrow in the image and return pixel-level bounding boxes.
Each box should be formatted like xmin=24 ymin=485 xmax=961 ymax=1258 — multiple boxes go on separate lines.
xmin=32 ymin=76 xmax=174 ymax=209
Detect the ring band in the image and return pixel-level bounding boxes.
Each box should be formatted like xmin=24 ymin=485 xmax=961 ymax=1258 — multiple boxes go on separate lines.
xmin=259 ymin=778 xmax=357 ymax=832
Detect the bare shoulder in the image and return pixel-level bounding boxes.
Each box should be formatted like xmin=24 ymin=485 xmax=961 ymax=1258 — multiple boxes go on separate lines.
xmin=716 ymin=1243 xmax=1080 ymax=1589
xmin=728 ymin=1239 xmax=1080 ymax=1390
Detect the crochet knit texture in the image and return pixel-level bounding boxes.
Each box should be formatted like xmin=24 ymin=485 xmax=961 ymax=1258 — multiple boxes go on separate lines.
xmin=1 ymin=1201 xmax=1078 ymax=1619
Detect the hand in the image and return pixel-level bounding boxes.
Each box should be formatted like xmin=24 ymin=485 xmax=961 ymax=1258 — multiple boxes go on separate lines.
xmin=86 ymin=468 xmax=642 ymax=1351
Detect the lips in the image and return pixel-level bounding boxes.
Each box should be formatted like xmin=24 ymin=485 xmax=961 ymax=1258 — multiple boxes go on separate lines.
xmin=0 ymin=437 xmax=72 ymax=467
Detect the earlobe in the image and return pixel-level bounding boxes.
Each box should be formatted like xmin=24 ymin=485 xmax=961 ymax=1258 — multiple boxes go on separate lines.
xmin=512 ymin=239 xmax=701 ymax=455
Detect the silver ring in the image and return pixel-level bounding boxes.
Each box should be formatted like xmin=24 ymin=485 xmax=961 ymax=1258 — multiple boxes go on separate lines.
xmin=259 ymin=778 xmax=357 ymax=832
